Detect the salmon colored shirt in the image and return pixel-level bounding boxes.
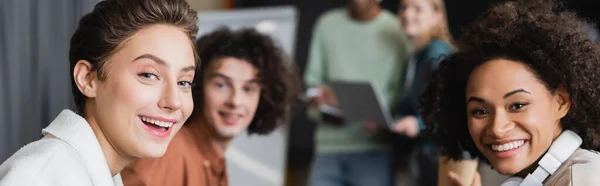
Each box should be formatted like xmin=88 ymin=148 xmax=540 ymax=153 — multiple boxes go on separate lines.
xmin=121 ymin=122 xmax=228 ymax=186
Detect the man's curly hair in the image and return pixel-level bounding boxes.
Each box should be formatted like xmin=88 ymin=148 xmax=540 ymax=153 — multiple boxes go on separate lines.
xmin=192 ymin=28 xmax=302 ymax=135
xmin=419 ymin=0 xmax=600 ymax=161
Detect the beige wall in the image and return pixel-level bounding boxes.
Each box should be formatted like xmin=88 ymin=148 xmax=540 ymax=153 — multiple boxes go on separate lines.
xmin=185 ymin=0 xmax=223 ymax=11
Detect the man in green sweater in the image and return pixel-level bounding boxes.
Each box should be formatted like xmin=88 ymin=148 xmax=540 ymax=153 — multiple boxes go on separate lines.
xmin=304 ymin=0 xmax=411 ymax=185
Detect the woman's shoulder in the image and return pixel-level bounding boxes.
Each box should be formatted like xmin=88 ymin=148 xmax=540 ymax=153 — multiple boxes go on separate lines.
xmin=418 ymin=39 xmax=453 ymax=65
xmin=571 ymin=149 xmax=600 ymax=167
xmin=572 ymin=149 xmax=600 ymax=160
xmin=570 ymin=149 xmax=600 ymax=185
xmin=1 ymin=136 xmax=80 ymax=168
xmin=0 ymin=137 xmax=89 ymax=185
xmin=423 ymin=39 xmax=452 ymax=55
xmin=420 ymin=39 xmax=451 ymax=59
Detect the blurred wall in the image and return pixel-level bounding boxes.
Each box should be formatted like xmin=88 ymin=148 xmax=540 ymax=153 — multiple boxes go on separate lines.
xmin=0 ymin=0 xmax=101 ymax=162
xmin=185 ymin=0 xmax=224 ymax=10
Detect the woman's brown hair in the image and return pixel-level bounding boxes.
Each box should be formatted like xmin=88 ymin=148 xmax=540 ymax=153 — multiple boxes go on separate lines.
xmin=424 ymin=0 xmax=452 ymax=44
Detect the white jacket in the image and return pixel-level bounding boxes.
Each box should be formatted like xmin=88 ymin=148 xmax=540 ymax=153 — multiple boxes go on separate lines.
xmin=0 ymin=109 xmax=123 ymax=186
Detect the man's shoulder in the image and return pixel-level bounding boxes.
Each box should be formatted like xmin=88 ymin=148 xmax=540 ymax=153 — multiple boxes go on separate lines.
xmin=378 ymin=10 xmax=398 ymax=20
xmin=316 ymin=8 xmax=347 ymax=25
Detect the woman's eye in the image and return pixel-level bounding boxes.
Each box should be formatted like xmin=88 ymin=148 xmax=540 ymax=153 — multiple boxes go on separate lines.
xmin=244 ymin=86 xmax=256 ymax=93
xmin=138 ymin=72 xmax=159 ymax=80
xmin=471 ymin=109 xmax=489 ymax=116
xmin=510 ymin=103 xmax=528 ymax=110
xmin=178 ymin=81 xmax=193 ymax=88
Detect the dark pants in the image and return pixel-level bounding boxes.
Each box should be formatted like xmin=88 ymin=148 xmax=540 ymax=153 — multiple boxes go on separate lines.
xmin=409 ymin=146 xmax=439 ymax=186
xmin=309 ymin=150 xmax=393 ymax=186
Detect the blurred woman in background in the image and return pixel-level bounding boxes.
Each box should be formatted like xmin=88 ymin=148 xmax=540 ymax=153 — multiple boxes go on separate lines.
xmin=393 ymin=0 xmax=452 ymax=185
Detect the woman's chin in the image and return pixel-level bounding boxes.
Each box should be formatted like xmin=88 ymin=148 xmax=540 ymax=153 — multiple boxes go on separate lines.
xmin=491 ymin=162 xmax=525 ymax=176
xmin=136 ymin=144 xmax=168 ymax=158
xmin=404 ymin=30 xmax=419 ymax=38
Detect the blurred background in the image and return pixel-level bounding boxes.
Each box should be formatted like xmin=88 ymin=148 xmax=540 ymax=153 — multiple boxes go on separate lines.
xmin=1 ymin=0 xmax=599 ymax=185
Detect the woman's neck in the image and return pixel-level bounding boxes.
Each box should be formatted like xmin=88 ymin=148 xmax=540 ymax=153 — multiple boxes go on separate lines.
xmin=410 ymin=34 xmax=432 ymax=51
xmin=515 ymin=130 xmax=574 ymax=178
xmin=515 ymin=147 xmax=582 ymax=178
xmin=515 ymin=162 xmax=537 ymax=178
xmin=85 ymin=112 xmax=132 ymax=176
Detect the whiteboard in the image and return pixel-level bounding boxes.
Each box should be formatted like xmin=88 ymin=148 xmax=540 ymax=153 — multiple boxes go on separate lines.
xmin=197 ymin=6 xmax=298 ymax=58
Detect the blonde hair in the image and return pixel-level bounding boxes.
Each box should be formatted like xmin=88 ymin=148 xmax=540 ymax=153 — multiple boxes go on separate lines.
xmin=424 ymin=0 xmax=452 ymax=45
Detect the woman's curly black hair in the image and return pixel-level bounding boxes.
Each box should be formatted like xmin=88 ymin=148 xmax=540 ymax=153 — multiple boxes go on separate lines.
xmin=419 ymin=0 xmax=600 ymax=162
xmin=192 ymin=27 xmax=302 ymax=135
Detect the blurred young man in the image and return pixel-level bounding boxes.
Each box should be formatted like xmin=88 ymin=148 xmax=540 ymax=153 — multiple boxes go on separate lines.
xmin=121 ymin=28 xmax=301 ymax=186
xmin=304 ymin=0 xmax=412 ymax=185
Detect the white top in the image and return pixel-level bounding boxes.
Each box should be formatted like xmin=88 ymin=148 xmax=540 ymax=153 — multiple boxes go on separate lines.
xmin=543 ymin=149 xmax=600 ymax=186
xmin=501 ymin=149 xmax=600 ymax=186
xmin=0 ymin=109 xmax=123 ymax=186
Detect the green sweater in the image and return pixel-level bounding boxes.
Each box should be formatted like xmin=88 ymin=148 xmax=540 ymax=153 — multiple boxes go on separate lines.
xmin=304 ymin=8 xmax=411 ymax=154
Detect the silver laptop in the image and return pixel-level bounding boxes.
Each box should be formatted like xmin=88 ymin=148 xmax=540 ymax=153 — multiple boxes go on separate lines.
xmin=329 ymin=80 xmax=394 ymax=129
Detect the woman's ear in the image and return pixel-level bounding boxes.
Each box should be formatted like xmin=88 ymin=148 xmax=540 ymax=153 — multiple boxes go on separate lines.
xmin=555 ymin=84 xmax=571 ymax=119
xmin=73 ymin=60 xmax=98 ymax=98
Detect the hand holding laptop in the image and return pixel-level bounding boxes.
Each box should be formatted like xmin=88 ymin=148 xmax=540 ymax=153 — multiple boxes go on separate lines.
xmin=391 ymin=116 xmax=419 ymax=137
xmin=306 ymin=85 xmax=338 ymax=107
xmin=328 ymin=81 xmax=394 ymax=129
xmin=306 ymin=85 xmax=345 ymax=125
xmin=307 ymin=81 xmax=421 ymax=136
xmin=364 ymin=116 xmax=419 ymax=137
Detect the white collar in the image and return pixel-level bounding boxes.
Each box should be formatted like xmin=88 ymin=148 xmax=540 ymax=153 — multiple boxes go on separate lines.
xmin=42 ymin=109 xmax=122 ymax=186
xmin=501 ymin=130 xmax=582 ymax=186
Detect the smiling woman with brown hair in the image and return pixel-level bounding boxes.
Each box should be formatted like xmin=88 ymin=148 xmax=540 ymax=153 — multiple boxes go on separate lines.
xmin=0 ymin=0 xmax=198 ymax=185
xmin=420 ymin=0 xmax=600 ymax=185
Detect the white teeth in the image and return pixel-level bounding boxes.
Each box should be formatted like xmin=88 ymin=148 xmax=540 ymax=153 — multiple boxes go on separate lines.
xmin=141 ymin=116 xmax=174 ymax=128
xmin=491 ymin=140 xmax=525 ymax=152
